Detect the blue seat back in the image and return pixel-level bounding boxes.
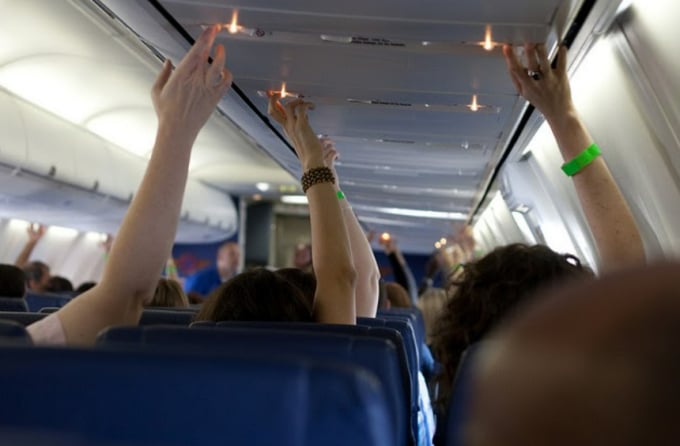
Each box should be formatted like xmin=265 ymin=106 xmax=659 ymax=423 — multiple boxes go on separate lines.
xmin=378 ymin=308 xmax=426 ymax=348
xmin=99 ymin=325 xmax=412 ymax=446
xmin=446 ymin=344 xmax=481 ymax=446
xmin=0 ymin=345 xmax=393 ymax=446
xmin=0 ymin=320 xmax=31 ymax=344
xmin=358 ymin=317 xmax=419 ymax=375
xmin=139 ymin=309 xmax=194 ymax=326
xmin=25 ymin=292 xmax=70 ymax=312
xmin=0 ymin=297 xmax=28 ymax=312
xmin=0 ymin=311 xmax=47 ymax=326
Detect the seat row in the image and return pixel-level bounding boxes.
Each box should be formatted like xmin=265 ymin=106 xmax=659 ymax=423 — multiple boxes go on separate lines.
xmin=0 ymin=307 xmax=428 ymax=446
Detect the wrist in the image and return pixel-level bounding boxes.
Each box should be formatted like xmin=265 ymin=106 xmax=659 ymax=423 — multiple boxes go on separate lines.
xmin=544 ymin=105 xmax=580 ymax=130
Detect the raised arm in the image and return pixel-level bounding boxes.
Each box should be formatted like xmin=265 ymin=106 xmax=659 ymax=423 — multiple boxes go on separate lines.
xmin=503 ymin=44 xmax=645 ymax=272
xmin=269 ymin=95 xmax=356 ymax=324
xmin=38 ymin=25 xmax=232 ymax=344
xmin=15 ymin=224 xmax=46 ymax=268
xmin=322 ymin=140 xmax=380 ymax=317
xmin=380 ymin=236 xmax=418 ymax=305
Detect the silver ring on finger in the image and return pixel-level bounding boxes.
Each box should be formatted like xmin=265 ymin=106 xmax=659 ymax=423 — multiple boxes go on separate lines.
xmin=527 ymin=69 xmax=542 ymax=80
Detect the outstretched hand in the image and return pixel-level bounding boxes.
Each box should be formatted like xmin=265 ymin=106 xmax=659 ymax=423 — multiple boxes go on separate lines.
xmin=321 ymin=137 xmax=340 ymax=189
xmin=27 ymin=224 xmax=46 ymax=243
xmin=503 ymin=44 xmax=574 ymax=123
xmin=268 ymin=94 xmax=324 ymax=170
xmin=151 ymin=24 xmax=233 ymax=141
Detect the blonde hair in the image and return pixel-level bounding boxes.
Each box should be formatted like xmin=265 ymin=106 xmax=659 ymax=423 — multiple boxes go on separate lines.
xmin=416 ymin=287 xmax=450 ymax=345
xmin=148 ymin=278 xmax=189 ymax=308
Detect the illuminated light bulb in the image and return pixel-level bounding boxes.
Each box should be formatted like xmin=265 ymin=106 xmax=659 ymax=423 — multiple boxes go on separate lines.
xmin=228 ymin=10 xmax=240 ymax=34
xmin=440 ymin=237 xmax=447 ymax=245
xmin=380 ymin=232 xmax=391 ymax=241
xmin=435 ymin=241 xmax=442 ymax=249
xmin=280 ymin=82 xmax=287 ymax=99
xmin=482 ymin=25 xmax=494 ymax=51
xmin=469 ymin=94 xmax=480 ymax=112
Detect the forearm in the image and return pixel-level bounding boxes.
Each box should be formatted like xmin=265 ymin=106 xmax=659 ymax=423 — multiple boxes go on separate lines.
xmin=548 ymin=111 xmax=645 ymax=270
xmin=307 ymin=181 xmax=356 ymax=324
xmin=388 ymin=251 xmax=417 ymax=304
xmin=15 ymin=241 xmax=37 ymax=268
xmin=102 ymin=124 xmax=193 ymax=301
xmin=341 ymin=204 xmax=379 ymax=317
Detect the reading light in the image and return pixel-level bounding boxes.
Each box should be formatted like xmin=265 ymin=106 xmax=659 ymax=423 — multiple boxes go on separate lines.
xmin=255 ymin=182 xmax=270 ymax=192
xmin=439 ymin=237 xmax=447 ymax=245
xmin=481 ymin=25 xmax=498 ymax=51
xmin=468 ymin=94 xmax=481 ymax=112
xmin=380 ymin=232 xmax=391 ymax=241
xmin=228 ymin=10 xmax=240 ymax=34
xmin=434 ymin=241 xmax=442 ymax=249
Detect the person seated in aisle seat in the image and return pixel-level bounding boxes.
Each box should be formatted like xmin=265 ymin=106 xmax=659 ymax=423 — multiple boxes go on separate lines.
xmin=196 ymin=95 xmax=381 ymax=323
xmin=183 ymin=241 xmax=240 ymax=298
xmin=25 ymin=24 xmax=233 ymax=344
xmin=0 ymin=264 xmax=26 ymax=298
xmin=463 ymin=261 xmax=680 ymax=446
xmin=15 ymin=224 xmax=51 ymax=293
xmin=430 ymin=43 xmax=646 ymax=427
xmin=47 ymin=276 xmax=74 ymax=294
xmin=148 ymin=278 xmax=189 ymax=308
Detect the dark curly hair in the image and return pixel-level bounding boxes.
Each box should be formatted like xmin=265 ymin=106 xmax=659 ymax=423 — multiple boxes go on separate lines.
xmin=431 ymin=243 xmax=593 ymax=412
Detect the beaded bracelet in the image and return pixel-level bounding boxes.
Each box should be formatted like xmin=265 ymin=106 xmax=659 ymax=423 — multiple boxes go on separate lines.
xmin=301 ymin=167 xmax=335 ymax=193
xmin=561 ymin=143 xmax=602 ymax=176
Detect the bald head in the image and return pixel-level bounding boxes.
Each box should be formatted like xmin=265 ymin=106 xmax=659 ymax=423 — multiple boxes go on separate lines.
xmin=464 ymin=262 xmax=680 ymax=446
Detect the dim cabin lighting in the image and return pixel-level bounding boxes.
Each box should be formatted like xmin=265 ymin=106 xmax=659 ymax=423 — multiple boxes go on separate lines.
xmin=380 ymin=232 xmax=391 ymax=241
xmin=435 ymin=241 xmax=442 ymax=249
xmin=228 ymin=10 xmax=240 ymax=34
xmin=439 ymin=237 xmax=447 ymax=245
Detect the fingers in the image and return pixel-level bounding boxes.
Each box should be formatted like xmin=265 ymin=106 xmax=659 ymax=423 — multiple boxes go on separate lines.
xmin=535 ymin=44 xmax=550 ymax=73
xmin=524 ymin=44 xmax=540 ymax=73
xmin=556 ymin=44 xmax=568 ymax=77
xmin=508 ymin=70 xmax=524 ymax=96
xmin=503 ymin=45 xmax=524 ymax=76
xmin=151 ymin=59 xmax=173 ymax=99
xmin=207 ymin=44 xmax=226 ymax=86
xmin=186 ymin=24 xmax=220 ymax=66
xmin=267 ymin=92 xmax=287 ymax=125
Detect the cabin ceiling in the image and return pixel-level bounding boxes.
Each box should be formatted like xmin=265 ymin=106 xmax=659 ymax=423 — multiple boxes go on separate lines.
xmin=1 ymin=0 xmax=594 ymax=252
xmin=98 ymin=0 xmax=586 ymax=253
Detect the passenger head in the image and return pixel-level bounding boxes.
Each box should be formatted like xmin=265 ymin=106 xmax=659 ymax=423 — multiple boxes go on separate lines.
xmin=416 ymin=288 xmax=449 ymax=345
xmin=0 ymin=264 xmax=26 ymax=298
xmin=46 ymin=276 xmax=73 ymax=294
xmin=216 ymin=242 xmax=240 ymax=280
xmin=196 ymin=268 xmax=313 ymax=322
xmin=75 ymin=281 xmax=97 ymax=295
xmin=464 ymin=261 xmax=680 ymax=446
xmin=293 ymin=243 xmax=312 ymax=272
xmin=432 ymin=243 xmax=592 ymax=411
xmin=274 ymin=268 xmax=316 ymax=310
xmin=385 ymin=282 xmax=412 ymax=308
xmin=148 ymin=278 xmax=189 ymax=308
xmin=23 ymin=261 xmax=50 ymax=293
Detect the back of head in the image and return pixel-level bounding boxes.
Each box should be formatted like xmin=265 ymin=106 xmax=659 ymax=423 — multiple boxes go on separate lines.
xmin=465 ymin=261 xmax=680 ymax=446
xmin=47 ymin=276 xmax=74 ymax=294
xmin=385 ymin=282 xmax=412 ymax=308
xmin=416 ymin=288 xmax=449 ymax=345
xmin=274 ymin=268 xmax=316 ymax=310
xmin=23 ymin=261 xmax=50 ymax=292
xmin=196 ymin=268 xmax=313 ymax=322
xmin=149 ymin=278 xmax=189 ymax=308
xmin=432 ymin=243 xmax=591 ymax=411
xmin=0 ymin=264 xmax=26 ymax=298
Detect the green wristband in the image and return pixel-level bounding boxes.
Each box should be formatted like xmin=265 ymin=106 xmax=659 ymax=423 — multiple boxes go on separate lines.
xmin=561 ymin=143 xmax=602 ymax=176
xmin=336 ymin=190 xmax=345 ymax=200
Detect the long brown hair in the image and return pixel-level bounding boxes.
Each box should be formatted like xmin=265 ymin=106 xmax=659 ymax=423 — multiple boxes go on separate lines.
xmin=431 ymin=243 xmax=592 ymax=412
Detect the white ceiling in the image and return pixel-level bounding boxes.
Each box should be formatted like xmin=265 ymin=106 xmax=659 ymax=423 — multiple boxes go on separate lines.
xmin=0 ymin=0 xmax=597 ymax=252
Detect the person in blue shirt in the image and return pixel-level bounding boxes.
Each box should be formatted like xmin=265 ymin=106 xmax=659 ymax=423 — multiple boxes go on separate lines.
xmin=184 ymin=242 xmax=240 ymax=298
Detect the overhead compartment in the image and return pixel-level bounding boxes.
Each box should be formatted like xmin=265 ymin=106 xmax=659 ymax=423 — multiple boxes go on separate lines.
xmin=0 ymin=89 xmax=237 ymax=242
